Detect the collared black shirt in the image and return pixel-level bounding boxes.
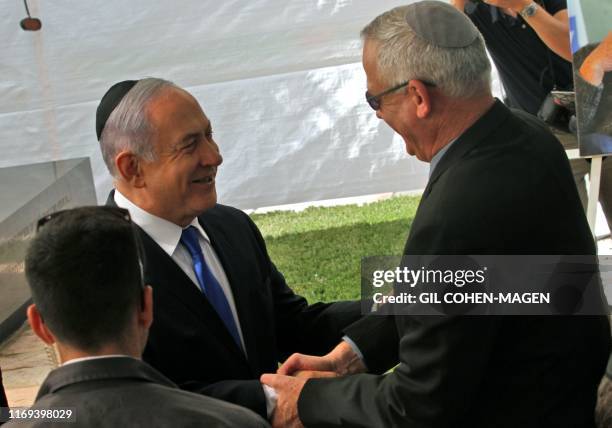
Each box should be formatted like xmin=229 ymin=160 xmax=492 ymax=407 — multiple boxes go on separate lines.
xmin=466 ymin=0 xmax=573 ymax=114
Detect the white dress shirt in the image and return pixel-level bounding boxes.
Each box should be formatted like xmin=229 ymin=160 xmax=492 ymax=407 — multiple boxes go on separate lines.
xmin=114 ymin=190 xmax=246 ymax=351
xmin=429 ymin=139 xmax=456 ymax=178
xmin=114 ymin=190 xmax=276 ymax=417
xmin=62 ymin=354 xmax=135 ymax=366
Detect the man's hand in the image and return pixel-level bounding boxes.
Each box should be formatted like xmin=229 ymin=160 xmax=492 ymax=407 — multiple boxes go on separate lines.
xmin=278 ymin=353 xmax=337 ymax=376
xmin=294 ymin=370 xmax=339 ymax=380
xmin=580 ymin=32 xmax=612 ymax=86
xmin=260 ymin=374 xmax=306 ymax=428
xmin=278 ymin=341 xmax=366 ymax=377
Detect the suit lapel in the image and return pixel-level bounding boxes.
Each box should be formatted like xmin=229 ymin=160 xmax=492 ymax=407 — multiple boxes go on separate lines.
xmin=423 ymin=99 xmax=510 ymax=199
xmin=140 ymin=227 xmax=249 ymax=362
xmin=197 ymin=215 xmax=261 ymax=375
xmin=407 ymin=100 xmax=511 ymax=248
xmin=106 ymin=191 xmax=248 ymax=365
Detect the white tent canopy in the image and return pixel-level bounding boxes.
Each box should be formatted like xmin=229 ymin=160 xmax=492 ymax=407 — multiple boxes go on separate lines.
xmin=2 ymin=0 xmax=504 ymax=209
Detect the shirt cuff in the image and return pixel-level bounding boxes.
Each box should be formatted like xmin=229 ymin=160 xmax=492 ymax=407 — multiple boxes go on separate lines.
xmin=262 ymin=383 xmax=278 ymax=419
xmin=342 ymin=335 xmax=367 ymax=370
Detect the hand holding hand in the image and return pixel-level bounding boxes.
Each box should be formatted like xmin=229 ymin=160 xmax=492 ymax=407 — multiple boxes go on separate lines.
xmin=294 ymin=370 xmax=339 ymax=380
xmin=278 ymin=341 xmax=366 ymax=377
xmin=260 ymin=374 xmax=306 ymax=428
xmin=278 ymin=353 xmax=337 ymax=377
xmin=580 ymin=32 xmax=612 ymax=86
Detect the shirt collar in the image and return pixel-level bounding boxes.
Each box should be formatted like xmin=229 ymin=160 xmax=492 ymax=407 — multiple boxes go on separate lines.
xmin=429 ymin=139 xmax=456 ymax=178
xmin=62 ymin=354 xmax=134 ymax=366
xmin=489 ymin=4 xmax=501 ymax=23
xmin=114 ymin=190 xmax=210 ymax=257
xmin=39 ymin=356 xmax=177 ymax=398
xmin=465 ymin=2 xmax=516 ymax=26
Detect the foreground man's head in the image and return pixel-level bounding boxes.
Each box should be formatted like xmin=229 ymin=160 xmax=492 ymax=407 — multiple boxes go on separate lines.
xmin=25 ymin=206 xmax=152 ymax=362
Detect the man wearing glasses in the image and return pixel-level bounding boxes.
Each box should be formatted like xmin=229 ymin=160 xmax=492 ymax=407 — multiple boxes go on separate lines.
xmin=261 ymin=2 xmax=610 ymax=427
xmin=95 ymin=78 xmax=361 ymax=419
xmin=2 ymin=207 xmax=267 ymax=428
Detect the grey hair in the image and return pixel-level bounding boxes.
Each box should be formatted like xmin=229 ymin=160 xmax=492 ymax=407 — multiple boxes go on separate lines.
xmin=99 ymin=77 xmax=178 ymax=177
xmin=361 ymin=5 xmax=491 ymax=98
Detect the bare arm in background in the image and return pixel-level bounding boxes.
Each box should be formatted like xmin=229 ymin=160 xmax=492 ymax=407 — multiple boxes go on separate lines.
xmin=451 ymin=0 xmax=572 ymax=61
xmin=580 ymin=32 xmax=612 ymax=86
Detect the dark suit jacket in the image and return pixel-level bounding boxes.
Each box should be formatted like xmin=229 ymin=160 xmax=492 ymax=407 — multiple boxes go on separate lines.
xmin=2 ymin=357 xmax=268 ymax=428
xmin=298 ymin=100 xmax=611 ymax=427
xmin=0 ymin=366 xmax=8 ymax=425
xmin=108 ymin=194 xmax=362 ymax=417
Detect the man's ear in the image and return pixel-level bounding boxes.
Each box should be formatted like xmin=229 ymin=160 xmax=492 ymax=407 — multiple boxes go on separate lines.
xmin=115 ymin=152 xmax=146 ymax=188
xmin=408 ymin=80 xmax=432 ymax=119
xmin=27 ymin=304 xmax=56 ymax=346
xmin=138 ymin=285 xmax=154 ymax=330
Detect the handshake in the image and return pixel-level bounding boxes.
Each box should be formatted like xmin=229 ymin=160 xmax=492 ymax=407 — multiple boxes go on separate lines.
xmin=260 ymin=341 xmax=366 ymax=428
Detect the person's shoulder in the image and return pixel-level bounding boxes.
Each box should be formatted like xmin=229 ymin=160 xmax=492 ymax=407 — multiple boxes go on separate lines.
xmin=199 ymin=204 xmax=261 ymax=239
xmin=0 ymin=396 xmax=69 ymax=428
xmin=446 ymin=108 xmax=564 ymax=192
xmin=464 ymin=106 xmax=560 ymax=163
xmin=201 ymin=203 xmax=250 ymax=223
xmin=507 ymin=106 xmax=547 ymax=131
xmin=507 ymin=108 xmax=563 ymax=152
xmin=14 ymin=384 xmax=268 ymax=428
xmin=144 ymin=383 xmax=268 ymax=427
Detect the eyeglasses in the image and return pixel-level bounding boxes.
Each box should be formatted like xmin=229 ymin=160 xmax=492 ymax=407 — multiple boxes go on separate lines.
xmin=37 ymin=206 xmax=131 ymax=231
xmin=365 ymin=79 xmax=436 ymax=111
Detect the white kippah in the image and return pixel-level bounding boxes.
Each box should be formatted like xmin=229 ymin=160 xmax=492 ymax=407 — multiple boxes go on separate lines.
xmin=405 ymin=1 xmax=480 ymax=48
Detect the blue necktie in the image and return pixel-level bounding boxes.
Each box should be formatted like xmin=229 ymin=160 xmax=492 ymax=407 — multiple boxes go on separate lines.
xmin=180 ymin=226 xmax=243 ymax=351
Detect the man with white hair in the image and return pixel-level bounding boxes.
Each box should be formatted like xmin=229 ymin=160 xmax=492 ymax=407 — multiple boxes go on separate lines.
xmin=261 ymin=2 xmax=610 ymax=427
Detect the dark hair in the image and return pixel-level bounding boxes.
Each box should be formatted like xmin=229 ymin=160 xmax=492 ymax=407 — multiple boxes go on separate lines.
xmin=25 ymin=206 xmax=144 ymax=352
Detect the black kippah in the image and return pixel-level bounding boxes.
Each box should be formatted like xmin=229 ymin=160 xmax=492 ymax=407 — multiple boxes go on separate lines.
xmin=96 ymin=80 xmax=139 ymax=140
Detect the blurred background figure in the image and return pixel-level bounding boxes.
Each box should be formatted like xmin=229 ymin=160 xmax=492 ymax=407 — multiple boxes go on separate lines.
xmin=453 ymin=0 xmax=612 ymax=233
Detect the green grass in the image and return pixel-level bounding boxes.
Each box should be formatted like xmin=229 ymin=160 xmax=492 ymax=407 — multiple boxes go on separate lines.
xmin=250 ymin=195 xmax=421 ymax=303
